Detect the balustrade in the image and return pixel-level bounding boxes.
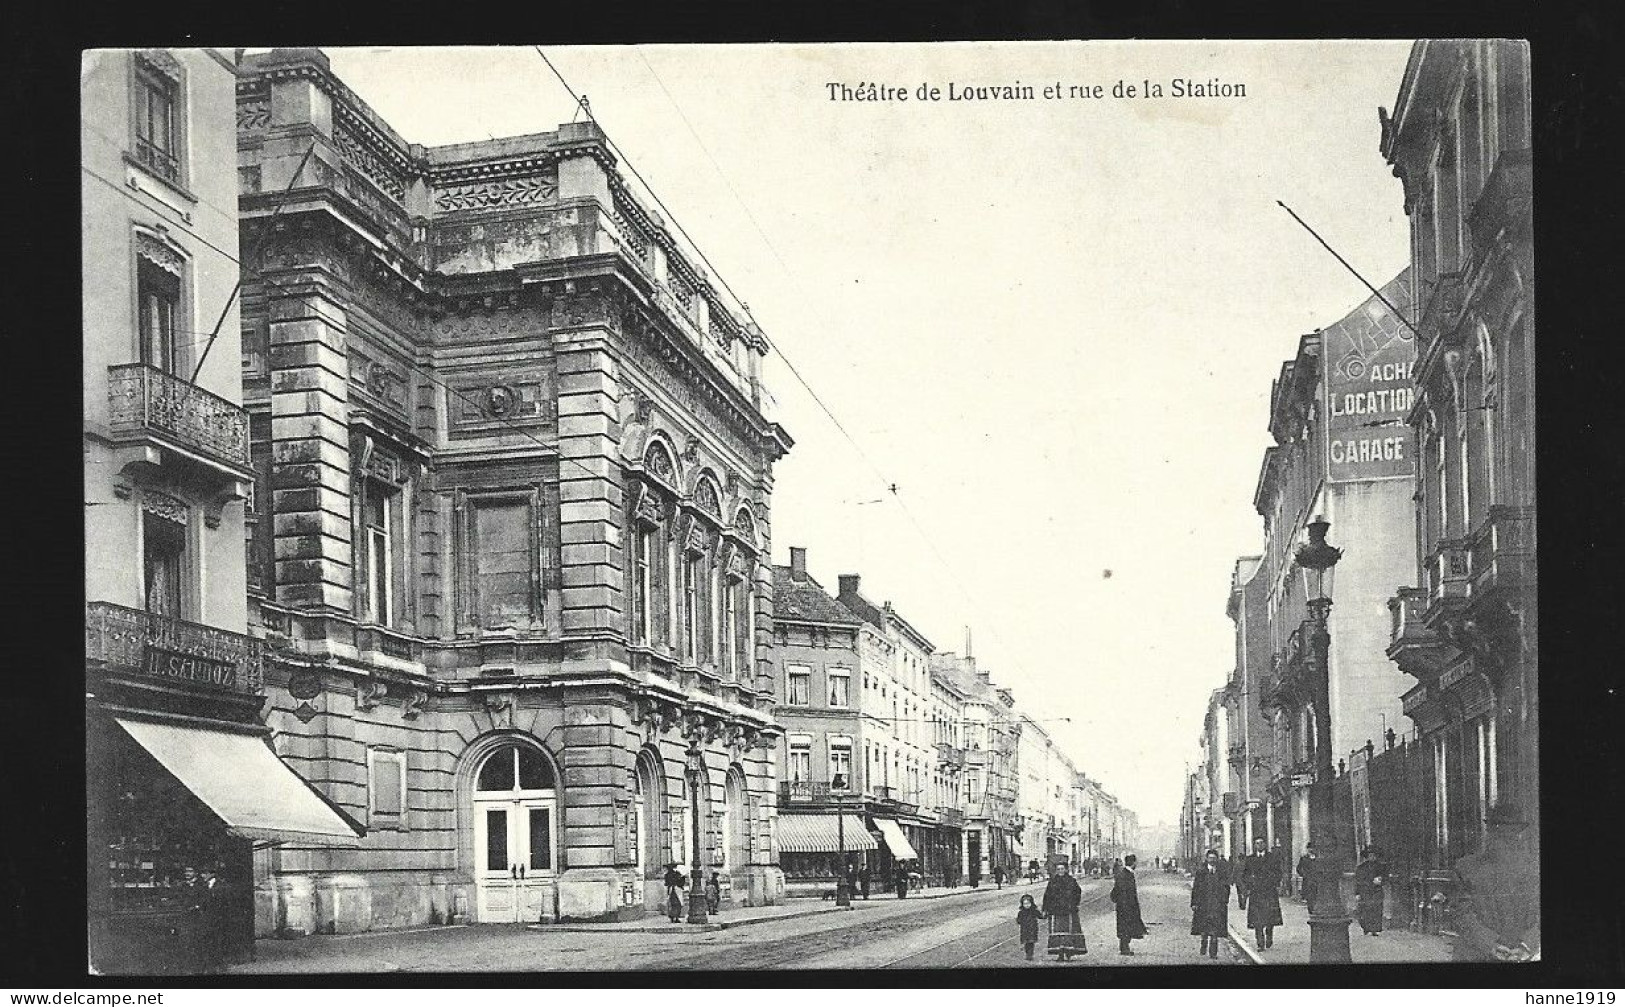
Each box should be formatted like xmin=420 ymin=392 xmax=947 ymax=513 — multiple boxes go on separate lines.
xmin=86 ymin=600 xmax=264 ymax=697
xmin=106 ymin=363 xmax=250 ymax=470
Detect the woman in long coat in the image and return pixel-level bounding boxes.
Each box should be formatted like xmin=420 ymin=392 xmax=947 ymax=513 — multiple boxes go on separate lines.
xmin=1238 ymin=837 xmax=1284 ymax=949
xmin=1190 ymin=849 xmax=1232 ymax=960
xmin=663 ymin=864 xmax=686 ymax=923
xmin=1041 ymin=862 xmax=1084 ymax=961
xmin=1354 ymin=847 xmax=1388 ymax=935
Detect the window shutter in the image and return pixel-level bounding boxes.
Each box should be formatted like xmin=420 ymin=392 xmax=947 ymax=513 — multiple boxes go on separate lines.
xmin=613 ymin=796 xmax=632 ymax=865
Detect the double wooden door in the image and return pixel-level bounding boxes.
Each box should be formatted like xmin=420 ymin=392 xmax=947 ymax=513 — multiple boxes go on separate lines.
xmin=473 ymin=797 xmax=555 ymax=923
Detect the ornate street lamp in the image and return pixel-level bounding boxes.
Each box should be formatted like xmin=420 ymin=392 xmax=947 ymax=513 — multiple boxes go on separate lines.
xmin=685 ymin=746 xmax=709 ymax=924
xmin=832 ymin=773 xmax=852 ymax=907
xmin=1293 ymin=517 xmax=1348 ymax=963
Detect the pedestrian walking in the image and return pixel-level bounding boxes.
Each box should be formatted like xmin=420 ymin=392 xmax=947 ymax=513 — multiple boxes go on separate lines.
xmin=1110 ymin=854 xmax=1148 ymax=955
xmin=1191 ymin=849 xmax=1232 ymax=960
xmin=706 ymin=871 xmax=722 ymax=915
xmin=894 ymin=868 xmax=909 ymax=899
xmin=859 ymin=865 xmax=871 ymax=900
xmin=1041 ymin=861 xmax=1086 ymax=961
xmin=1295 ymin=842 xmax=1319 ymax=906
xmin=663 ymin=863 xmax=686 ymax=922
xmin=1016 ymin=893 xmax=1042 ymax=961
xmin=1449 ymin=802 xmax=1540 ymax=961
xmin=1354 ymin=847 xmax=1388 ymax=935
xmin=993 ymin=865 xmax=1006 ymax=889
xmin=1238 ymin=836 xmax=1283 ymax=949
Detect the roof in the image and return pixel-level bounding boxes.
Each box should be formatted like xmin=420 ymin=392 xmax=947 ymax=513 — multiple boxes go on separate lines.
xmin=772 ymin=566 xmax=861 ymax=626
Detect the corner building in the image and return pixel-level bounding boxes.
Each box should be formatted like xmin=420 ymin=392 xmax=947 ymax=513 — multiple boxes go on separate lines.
xmin=237 ymin=49 xmax=792 ymax=933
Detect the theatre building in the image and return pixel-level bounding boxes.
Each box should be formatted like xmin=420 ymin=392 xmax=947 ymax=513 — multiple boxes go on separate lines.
xmin=233 ymin=49 xmax=792 ymax=933
xmin=83 ymin=48 xmax=363 ymax=974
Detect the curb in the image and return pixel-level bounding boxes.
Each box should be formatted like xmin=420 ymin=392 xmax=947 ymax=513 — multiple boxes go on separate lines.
xmin=531 ymin=902 xmax=864 ymax=934
xmin=1227 ymin=925 xmax=1265 ymax=965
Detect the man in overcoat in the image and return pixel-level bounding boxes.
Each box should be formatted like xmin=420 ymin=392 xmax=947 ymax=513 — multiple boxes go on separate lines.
xmin=1041 ymin=861 xmax=1084 ymax=961
xmin=1238 ymin=836 xmax=1284 ymax=949
xmin=1353 ymin=846 xmax=1388 ymax=935
xmin=1109 ymin=854 xmax=1148 ymax=955
xmin=1190 ymin=849 xmax=1232 ymax=959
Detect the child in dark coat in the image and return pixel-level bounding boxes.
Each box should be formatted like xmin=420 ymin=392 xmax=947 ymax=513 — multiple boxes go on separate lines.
xmin=1017 ymin=894 xmax=1042 ymax=960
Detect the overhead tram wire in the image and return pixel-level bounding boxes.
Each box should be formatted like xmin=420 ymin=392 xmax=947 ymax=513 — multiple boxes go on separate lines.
xmin=529 ymin=45 xmax=1058 ymax=699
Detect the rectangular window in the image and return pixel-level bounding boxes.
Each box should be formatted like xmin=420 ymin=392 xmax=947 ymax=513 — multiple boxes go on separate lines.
xmin=788 ymin=742 xmax=811 ymax=783
xmin=633 ymin=527 xmax=652 ymax=644
xmin=828 ymin=668 xmax=851 ymax=708
xmin=364 ymin=483 xmax=393 ymax=626
xmin=683 ymin=556 xmax=698 ymax=661
xmin=475 ymin=500 xmax=531 ymax=627
xmin=485 ymin=808 xmax=508 ymax=872
xmin=137 ymin=259 xmax=180 ymax=375
xmin=142 ymin=511 xmax=185 ymax=619
xmin=368 ymin=749 xmax=406 ymax=822
xmin=786 ymin=667 xmax=811 ymax=706
xmin=829 ymin=739 xmax=853 ymax=789
xmin=133 ymin=59 xmax=180 ymax=182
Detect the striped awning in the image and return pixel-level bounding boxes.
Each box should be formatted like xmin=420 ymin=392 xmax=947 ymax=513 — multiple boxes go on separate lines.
xmin=873 ymin=818 xmax=919 ymax=860
xmin=777 ymin=814 xmax=878 ymax=854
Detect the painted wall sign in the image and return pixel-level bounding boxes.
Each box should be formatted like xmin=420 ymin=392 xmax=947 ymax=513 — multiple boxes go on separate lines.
xmin=1323 ymin=271 xmax=1419 ymax=482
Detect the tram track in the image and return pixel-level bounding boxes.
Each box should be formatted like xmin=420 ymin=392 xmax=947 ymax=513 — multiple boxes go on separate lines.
xmin=878 ymin=889 xmax=1113 ymax=969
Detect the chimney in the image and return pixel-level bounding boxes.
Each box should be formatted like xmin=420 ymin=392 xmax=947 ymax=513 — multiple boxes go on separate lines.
xmin=789 ymin=546 xmax=807 ymax=579
xmin=838 ymin=574 xmax=860 ymax=598
xmin=978 ymin=668 xmax=991 ymax=684
xmin=965 ymin=625 xmax=973 ymax=658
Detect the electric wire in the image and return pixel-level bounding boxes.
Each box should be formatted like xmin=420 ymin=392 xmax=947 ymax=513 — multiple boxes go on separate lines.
xmin=529 ymin=45 xmax=1064 ymax=719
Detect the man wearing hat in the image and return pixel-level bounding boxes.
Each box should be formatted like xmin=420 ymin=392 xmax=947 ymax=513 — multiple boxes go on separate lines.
xmin=1450 ymin=802 xmax=1540 ymax=962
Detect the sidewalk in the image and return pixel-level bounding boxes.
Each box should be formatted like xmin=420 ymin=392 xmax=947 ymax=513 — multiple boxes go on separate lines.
xmin=1229 ymin=895 xmax=1452 ymax=965
xmin=539 ymin=880 xmax=991 ymax=933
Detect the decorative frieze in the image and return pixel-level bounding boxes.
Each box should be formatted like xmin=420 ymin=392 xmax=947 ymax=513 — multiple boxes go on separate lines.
xmin=433 ymin=170 xmax=559 ymax=212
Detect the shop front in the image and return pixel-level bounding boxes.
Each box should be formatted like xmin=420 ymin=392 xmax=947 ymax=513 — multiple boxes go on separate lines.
xmin=86 ymin=602 xmax=362 ymax=975
xmin=776 ymin=813 xmax=877 ymax=897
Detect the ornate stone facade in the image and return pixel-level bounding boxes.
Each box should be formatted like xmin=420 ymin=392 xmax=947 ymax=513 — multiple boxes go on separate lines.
xmin=1380 ymin=40 xmax=1536 ymax=868
xmin=237 ymin=48 xmax=792 ymax=934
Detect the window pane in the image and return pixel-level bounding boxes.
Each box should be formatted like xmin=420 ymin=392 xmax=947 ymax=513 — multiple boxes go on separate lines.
xmin=476 ymin=502 xmax=531 ymax=624
xmin=477 ymin=749 xmax=515 ymax=792
xmin=143 ymin=513 xmax=184 ymax=618
xmin=517 ymin=746 xmax=552 ymax=791
xmin=485 ymin=808 xmax=508 ymax=871
xmin=528 ymin=808 xmax=552 ymax=871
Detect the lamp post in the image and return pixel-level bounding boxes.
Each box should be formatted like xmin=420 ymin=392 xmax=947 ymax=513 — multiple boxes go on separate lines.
xmin=833 ymin=773 xmax=852 ymax=907
xmin=685 ymin=747 xmax=708 ymax=924
xmin=1294 ymin=517 xmax=1349 ymax=964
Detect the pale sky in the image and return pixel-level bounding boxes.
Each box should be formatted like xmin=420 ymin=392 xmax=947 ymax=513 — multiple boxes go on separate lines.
xmin=314 ymin=41 xmax=1413 ymax=830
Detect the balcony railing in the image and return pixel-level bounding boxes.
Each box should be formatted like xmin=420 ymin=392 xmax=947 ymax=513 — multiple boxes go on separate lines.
xmin=936 ymin=807 xmax=966 ymax=828
xmin=936 ymin=743 xmax=966 ymax=770
xmin=1467 ymin=506 xmax=1535 ymax=598
xmin=872 ymin=785 xmax=899 ymax=803
xmin=134 ymin=138 xmax=181 ymax=184
xmin=779 ymin=780 xmax=832 ymax=803
xmin=107 ymin=363 xmax=251 ymax=471
xmin=1389 ymin=586 xmax=1430 ymax=646
xmin=86 ymin=600 xmax=264 ymax=697
xmin=1424 ymin=539 xmax=1471 ymax=607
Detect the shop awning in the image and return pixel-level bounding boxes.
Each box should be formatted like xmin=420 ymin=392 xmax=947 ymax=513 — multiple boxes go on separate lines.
xmin=776 ymin=814 xmax=877 ymax=854
xmin=115 ymin=717 xmax=363 ymax=847
xmin=873 ymin=818 xmax=919 ymax=861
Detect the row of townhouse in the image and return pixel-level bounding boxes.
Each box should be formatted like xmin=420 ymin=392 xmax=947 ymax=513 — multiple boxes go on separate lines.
xmin=772 ymin=548 xmax=1138 ymax=894
xmin=1182 ymin=39 xmax=1534 ymax=933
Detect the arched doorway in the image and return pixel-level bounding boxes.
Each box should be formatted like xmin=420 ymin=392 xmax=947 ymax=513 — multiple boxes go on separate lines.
xmin=472 ymin=743 xmax=558 ymax=923
xmin=634 ymin=749 xmax=663 ymax=882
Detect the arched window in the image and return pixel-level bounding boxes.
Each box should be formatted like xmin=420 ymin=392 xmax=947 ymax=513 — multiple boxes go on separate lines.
xmin=477 ymin=744 xmax=555 ymax=793
xmin=644 ymin=441 xmax=676 ymax=484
